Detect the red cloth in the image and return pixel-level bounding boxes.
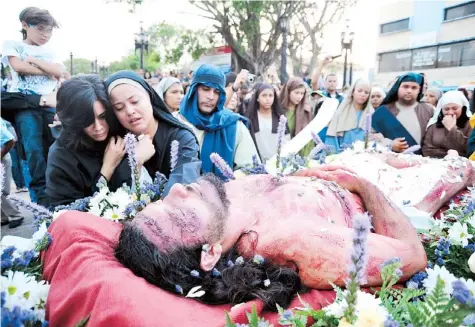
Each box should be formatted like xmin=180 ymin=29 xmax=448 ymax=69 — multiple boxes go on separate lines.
xmin=43 ymin=212 xmax=336 ymax=327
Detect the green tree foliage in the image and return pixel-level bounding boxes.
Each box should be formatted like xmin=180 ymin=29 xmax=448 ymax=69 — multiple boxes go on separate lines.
xmin=108 ymin=50 xmax=161 ymax=74
xmin=147 ymin=22 xmax=215 ymax=66
xmin=63 ymin=58 xmax=94 ymax=75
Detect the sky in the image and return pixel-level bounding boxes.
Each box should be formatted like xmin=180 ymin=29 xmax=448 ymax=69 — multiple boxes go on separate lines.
xmin=0 ymin=0 xmax=381 ymax=69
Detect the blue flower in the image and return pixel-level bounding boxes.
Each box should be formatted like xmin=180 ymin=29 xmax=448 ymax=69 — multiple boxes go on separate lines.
xmin=464 ymin=243 xmax=475 ymax=252
xmin=282 ymin=310 xmax=293 ymax=320
xmin=190 ymin=270 xmax=200 ymax=277
xmin=212 ymin=268 xmax=221 ymax=277
xmin=464 ymin=314 xmax=475 ymax=326
xmin=235 ymin=257 xmax=244 ymax=265
xmin=384 ymin=318 xmax=400 ymax=327
xmin=227 ymin=260 xmax=234 ymax=267
xmin=175 ymin=284 xmax=183 ymax=295
xmin=452 ymin=280 xmax=475 ymax=306
xmin=252 ymin=255 xmax=265 ymax=265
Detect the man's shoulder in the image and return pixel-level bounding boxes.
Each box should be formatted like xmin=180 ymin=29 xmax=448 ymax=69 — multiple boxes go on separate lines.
xmin=416 ymin=102 xmax=435 ymax=114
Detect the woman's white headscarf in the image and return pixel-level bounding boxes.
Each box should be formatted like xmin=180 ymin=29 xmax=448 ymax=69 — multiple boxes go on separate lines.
xmin=426 ymin=90 xmax=471 ymax=129
xmin=154 ymin=77 xmax=181 ymax=101
xmin=371 ymin=86 xmax=386 ymax=99
xmin=327 ymin=79 xmax=374 ymax=137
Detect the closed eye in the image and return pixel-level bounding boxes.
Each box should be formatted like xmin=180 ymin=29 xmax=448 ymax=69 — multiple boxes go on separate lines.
xmin=186 ymin=185 xmax=202 ymax=197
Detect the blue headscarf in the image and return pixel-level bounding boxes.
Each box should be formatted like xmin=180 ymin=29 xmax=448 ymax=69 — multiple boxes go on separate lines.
xmin=382 ymin=72 xmax=425 ymax=105
xmin=179 ymin=64 xmax=248 ymax=177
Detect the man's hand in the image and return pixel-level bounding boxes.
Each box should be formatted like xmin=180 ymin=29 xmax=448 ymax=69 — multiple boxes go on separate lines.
xmin=321 ymin=55 xmax=333 ymax=67
xmin=233 ymin=69 xmax=248 ymax=91
xmin=442 ymin=115 xmax=457 ymax=131
xmin=391 ymin=137 xmax=409 ymax=152
xmin=295 ymin=165 xmax=362 ymax=193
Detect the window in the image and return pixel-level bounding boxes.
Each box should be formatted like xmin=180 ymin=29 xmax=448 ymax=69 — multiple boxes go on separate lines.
xmin=380 ymin=18 xmax=410 ymax=34
xmin=379 ymin=51 xmax=412 ymax=73
xmin=438 ymin=43 xmax=464 ymax=67
xmin=462 ymin=41 xmax=475 ymax=66
xmin=412 ymin=47 xmax=437 ymax=69
xmin=444 ymin=1 xmax=475 ymax=21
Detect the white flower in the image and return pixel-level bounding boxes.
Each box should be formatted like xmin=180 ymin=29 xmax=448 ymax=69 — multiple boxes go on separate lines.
xmin=88 ymin=187 xmax=109 ymax=210
xmin=469 ymin=252 xmax=475 ymax=274
xmin=31 ymin=222 xmax=48 ymax=245
xmin=1 ymin=271 xmax=49 ymax=311
xmin=185 ymin=285 xmax=205 ymax=298
xmin=52 ymin=209 xmax=68 ymax=221
xmin=107 ymin=188 xmax=131 ymax=212
xmin=466 ymin=215 xmax=475 ymax=228
xmin=423 ymin=265 xmax=457 ymax=296
xmin=448 ymin=222 xmax=473 ymax=247
xmin=324 ymin=290 xmax=387 ymax=321
xmin=102 ymin=208 xmax=123 ymax=221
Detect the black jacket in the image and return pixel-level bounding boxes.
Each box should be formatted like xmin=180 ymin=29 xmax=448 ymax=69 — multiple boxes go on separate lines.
xmin=46 ymin=139 xmax=132 ymax=208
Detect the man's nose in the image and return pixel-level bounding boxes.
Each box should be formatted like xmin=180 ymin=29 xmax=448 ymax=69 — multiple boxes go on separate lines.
xmin=169 ymin=183 xmax=189 ymax=199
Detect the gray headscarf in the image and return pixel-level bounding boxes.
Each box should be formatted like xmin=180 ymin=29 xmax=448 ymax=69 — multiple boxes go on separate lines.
xmin=154 ymin=77 xmax=181 ymax=101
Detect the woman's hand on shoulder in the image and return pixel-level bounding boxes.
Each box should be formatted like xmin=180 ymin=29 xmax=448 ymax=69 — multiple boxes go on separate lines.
xmin=136 ymin=134 xmax=156 ymax=165
xmin=101 ymin=136 xmax=126 ymax=180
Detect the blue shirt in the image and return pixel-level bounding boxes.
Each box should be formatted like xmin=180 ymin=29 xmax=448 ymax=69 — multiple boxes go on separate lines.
xmin=322 ymin=91 xmax=344 ymax=104
xmin=324 ymin=111 xmax=365 ymax=153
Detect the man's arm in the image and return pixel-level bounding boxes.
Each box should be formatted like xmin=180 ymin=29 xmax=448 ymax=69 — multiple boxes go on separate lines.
xmin=310 ymin=56 xmax=331 ymax=90
xmin=8 ymin=56 xmax=46 ymax=76
xmin=25 ymin=56 xmax=64 ymax=79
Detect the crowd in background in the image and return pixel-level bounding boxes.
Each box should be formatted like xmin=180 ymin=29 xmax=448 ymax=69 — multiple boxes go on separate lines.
xmin=2 ymin=6 xmax=475 ymax=231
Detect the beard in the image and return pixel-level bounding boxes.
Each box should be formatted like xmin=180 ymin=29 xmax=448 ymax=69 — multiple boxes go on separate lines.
xmin=200 ymin=174 xmax=230 ymax=243
xmin=398 ymin=96 xmax=417 ymax=106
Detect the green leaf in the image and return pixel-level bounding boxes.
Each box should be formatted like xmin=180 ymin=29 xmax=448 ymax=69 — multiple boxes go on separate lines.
xmin=247 ymin=304 xmax=259 ymax=327
xmin=224 ymin=311 xmax=235 ymax=327
xmin=73 ymin=315 xmax=90 ymax=327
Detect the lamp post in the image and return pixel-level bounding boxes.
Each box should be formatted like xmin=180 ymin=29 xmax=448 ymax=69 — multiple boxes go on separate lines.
xmin=280 ymin=15 xmax=289 ymax=84
xmin=91 ymin=61 xmax=94 ymax=74
xmin=135 ymin=23 xmax=149 ymax=73
xmin=340 ymin=20 xmax=354 ymax=88
xmin=70 ymin=52 xmax=73 ymax=75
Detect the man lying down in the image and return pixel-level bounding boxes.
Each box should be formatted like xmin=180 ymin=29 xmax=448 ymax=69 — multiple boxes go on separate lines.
xmin=114 ymin=151 xmax=474 ymax=311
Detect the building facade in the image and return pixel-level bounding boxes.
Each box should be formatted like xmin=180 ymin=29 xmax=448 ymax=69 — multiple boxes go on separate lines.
xmin=374 ymin=0 xmax=475 ymax=88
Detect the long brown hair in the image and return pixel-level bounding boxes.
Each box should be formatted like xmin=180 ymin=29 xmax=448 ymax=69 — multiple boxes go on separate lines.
xmin=279 ymin=77 xmax=312 ymax=136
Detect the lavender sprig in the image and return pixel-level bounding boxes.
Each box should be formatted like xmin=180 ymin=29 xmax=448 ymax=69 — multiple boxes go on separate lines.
xmin=343 ymin=212 xmax=372 ymax=324
xmin=276 ymin=115 xmax=287 ymax=170
xmin=170 ymin=140 xmax=179 ymax=171
xmin=363 ymin=113 xmax=372 ymax=149
xmin=8 ymin=195 xmax=51 ymax=221
xmin=210 ymin=153 xmax=235 ymax=180
xmin=124 ymin=133 xmax=141 ymax=200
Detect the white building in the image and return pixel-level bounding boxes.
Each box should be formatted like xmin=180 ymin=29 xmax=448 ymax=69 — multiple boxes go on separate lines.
xmin=373 ymin=0 xmax=475 ymax=88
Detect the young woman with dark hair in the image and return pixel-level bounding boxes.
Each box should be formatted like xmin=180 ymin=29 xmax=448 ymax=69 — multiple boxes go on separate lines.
xmin=106 ymin=71 xmax=201 ymax=195
xmin=46 ymin=75 xmax=132 ymax=207
xmin=245 ymin=83 xmax=290 ymax=162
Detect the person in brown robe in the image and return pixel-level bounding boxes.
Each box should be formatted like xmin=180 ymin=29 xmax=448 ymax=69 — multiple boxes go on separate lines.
xmin=422 ymin=90 xmax=472 ymax=158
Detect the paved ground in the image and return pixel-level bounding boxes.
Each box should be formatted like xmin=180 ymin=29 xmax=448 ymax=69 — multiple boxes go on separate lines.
xmin=1 ymin=190 xmax=36 ymax=239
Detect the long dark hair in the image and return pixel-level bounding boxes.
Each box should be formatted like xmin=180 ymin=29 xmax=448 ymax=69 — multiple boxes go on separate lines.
xmin=435 ymin=105 xmax=470 ymax=129
xmin=246 ymin=83 xmax=284 ymax=134
xmin=56 ymin=75 xmax=122 ymax=151
xmin=115 ymin=223 xmax=302 ymax=311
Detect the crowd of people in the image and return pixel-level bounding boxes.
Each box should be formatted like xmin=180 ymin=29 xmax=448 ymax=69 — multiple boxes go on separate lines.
xmin=1 ymin=6 xmax=475 ymax=228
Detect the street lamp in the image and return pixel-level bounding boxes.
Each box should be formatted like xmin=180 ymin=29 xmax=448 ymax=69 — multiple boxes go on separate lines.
xmin=280 ymin=15 xmax=289 ymax=85
xmin=341 ymin=20 xmax=354 ymax=88
xmin=70 ymin=52 xmax=73 ymax=76
xmin=135 ymin=23 xmax=149 ymax=73
xmin=100 ymin=62 xmax=108 ymax=78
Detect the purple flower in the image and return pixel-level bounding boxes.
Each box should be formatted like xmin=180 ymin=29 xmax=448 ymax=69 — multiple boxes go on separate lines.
xmin=170 ymin=140 xmax=179 ymax=171
xmin=190 ymin=270 xmax=200 ymax=277
xmin=210 ymin=153 xmax=235 ymax=180
xmin=212 ymin=268 xmax=221 ymax=277
xmin=364 ymin=113 xmax=372 ymax=135
xmin=175 ymin=284 xmax=183 ymax=295
xmin=343 ymin=213 xmax=372 ymax=324
xmin=403 ymin=145 xmax=421 ymax=154
xmin=349 ymin=213 xmax=372 ymax=284
xmin=276 ymin=115 xmax=287 ymax=169
xmin=7 ymin=195 xmax=51 ymax=219
xmin=0 ymin=163 xmax=5 ymax=196
xmin=311 ymin=131 xmax=323 ymax=145
xmin=452 ymin=280 xmax=475 ymax=306
xmin=381 ymin=257 xmax=402 ymax=277
xmin=384 ymin=319 xmax=400 ymax=327
xmin=124 ymin=133 xmax=138 ymax=170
